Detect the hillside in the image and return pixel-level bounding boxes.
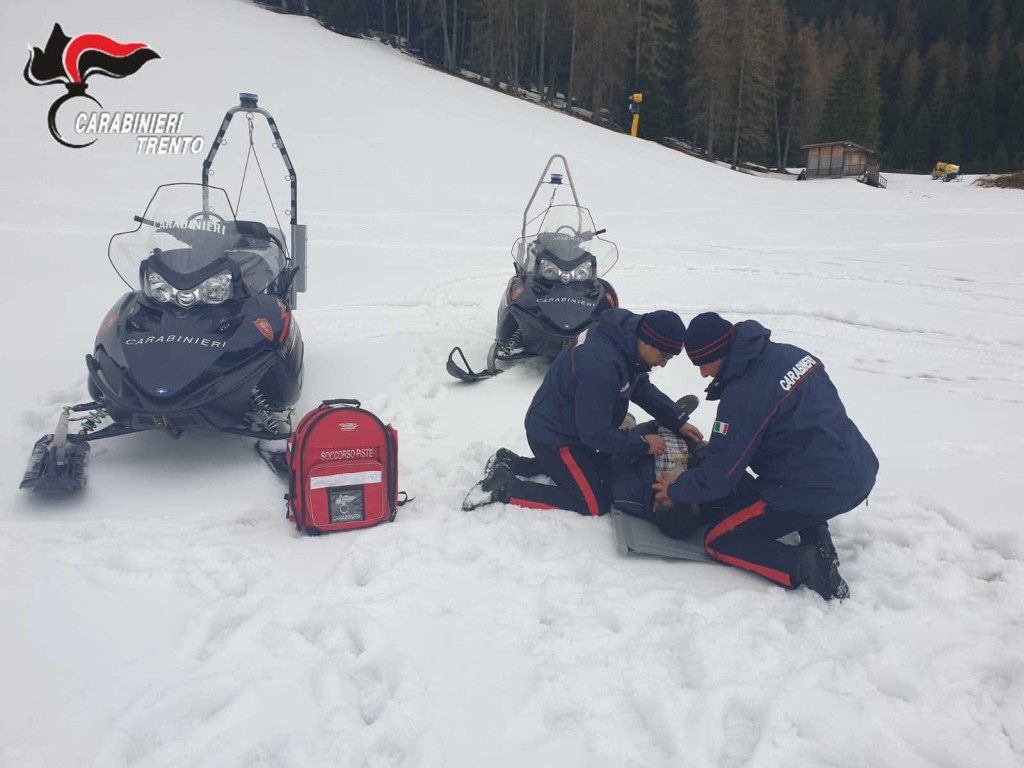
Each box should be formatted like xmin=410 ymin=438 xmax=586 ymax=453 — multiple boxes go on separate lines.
xmin=2 ymin=1 xmax=1023 ymax=765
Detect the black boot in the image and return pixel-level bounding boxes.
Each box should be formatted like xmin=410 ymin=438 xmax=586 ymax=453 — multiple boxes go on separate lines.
xmin=676 ymin=395 xmax=700 ymax=416
xmin=799 ymin=523 xmax=839 ymax=565
xmin=796 ymin=541 xmax=850 ymax=601
xmin=462 ymin=466 xmax=516 ymax=511
xmin=485 ymin=448 xmax=519 ymax=478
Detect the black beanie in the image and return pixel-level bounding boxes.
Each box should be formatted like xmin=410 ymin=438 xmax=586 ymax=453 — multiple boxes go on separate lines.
xmin=637 ymin=310 xmax=686 ymax=355
xmin=685 ymin=312 xmax=734 ymax=365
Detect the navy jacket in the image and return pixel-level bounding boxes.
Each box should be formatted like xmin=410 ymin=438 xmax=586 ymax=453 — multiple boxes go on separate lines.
xmin=608 ymin=421 xmax=671 ymax=519
xmin=668 ymin=320 xmax=878 ymax=517
xmin=610 ymin=453 xmax=657 ymax=519
xmin=525 ymin=309 xmax=688 ymax=457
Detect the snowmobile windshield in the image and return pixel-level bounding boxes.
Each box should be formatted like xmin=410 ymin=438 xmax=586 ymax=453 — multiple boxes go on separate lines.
xmin=511 ymin=204 xmax=619 ymax=279
xmin=108 ymin=183 xmax=287 ymax=301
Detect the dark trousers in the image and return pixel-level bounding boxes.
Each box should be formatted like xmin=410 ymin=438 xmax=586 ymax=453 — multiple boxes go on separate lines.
xmin=700 ymin=473 xmax=849 ymax=588
xmin=503 ymin=436 xmax=610 ymax=516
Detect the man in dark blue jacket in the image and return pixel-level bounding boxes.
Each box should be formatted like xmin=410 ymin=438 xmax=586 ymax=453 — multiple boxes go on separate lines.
xmin=653 ymin=312 xmax=878 ymax=600
xmin=464 ymin=309 xmax=703 ymax=515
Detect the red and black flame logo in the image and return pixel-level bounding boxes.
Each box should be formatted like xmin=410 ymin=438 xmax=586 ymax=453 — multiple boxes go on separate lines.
xmin=23 ymin=23 xmax=159 ymax=148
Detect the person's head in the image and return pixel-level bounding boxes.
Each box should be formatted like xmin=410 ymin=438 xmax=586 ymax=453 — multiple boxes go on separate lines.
xmin=685 ymin=312 xmax=734 ymax=378
xmin=654 ymin=497 xmax=701 ymax=538
xmin=636 ymin=310 xmax=686 ymax=368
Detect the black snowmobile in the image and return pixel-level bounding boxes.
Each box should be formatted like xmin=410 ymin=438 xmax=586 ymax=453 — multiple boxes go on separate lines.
xmin=21 ymin=93 xmax=308 ymax=493
xmin=446 ymin=154 xmax=619 ymax=381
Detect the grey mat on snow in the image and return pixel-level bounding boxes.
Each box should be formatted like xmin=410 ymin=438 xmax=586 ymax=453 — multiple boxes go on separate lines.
xmin=610 ymin=508 xmax=713 ymax=562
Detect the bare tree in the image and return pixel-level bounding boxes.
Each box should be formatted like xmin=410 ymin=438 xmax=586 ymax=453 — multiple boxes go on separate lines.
xmin=538 ymin=0 xmax=548 ymax=100
xmin=438 ymin=0 xmax=454 ymax=69
xmin=567 ymin=0 xmax=579 ymax=110
xmin=688 ymin=0 xmax=733 ymax=158
xmin=728 ymin=0 xmax=784 ymax=169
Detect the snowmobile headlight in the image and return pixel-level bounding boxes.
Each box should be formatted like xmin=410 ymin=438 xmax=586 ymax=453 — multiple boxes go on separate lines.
xmin=196 ymin=272 xmax=232 ymax=304
xmin=143 ymin=270 xmax=232 ymax=308
xmin=175 ymin=289 xmax=197 ymax=308
xmin=538 ymin=259 xmax=562 ymax=281
xmin=145 ymin=271 xmax=175 ymax=303
xmin=571 ymin=262 xmax=593 ymax=281
xmin=539 ymin=258 xmax=593 ymax=283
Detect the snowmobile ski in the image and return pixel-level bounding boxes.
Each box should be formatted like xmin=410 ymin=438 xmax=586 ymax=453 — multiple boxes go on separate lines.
xmin=446 ymin=345 xmax=502 ymax=382
xmin=255 ymin=438 xmax=290 ymax=479
xmin=20 ymin=409 xmax=91 ymax=494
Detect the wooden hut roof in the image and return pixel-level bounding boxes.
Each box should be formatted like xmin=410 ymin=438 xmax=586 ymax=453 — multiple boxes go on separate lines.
xmin=801 ymin=140 xmax=877 ymax=153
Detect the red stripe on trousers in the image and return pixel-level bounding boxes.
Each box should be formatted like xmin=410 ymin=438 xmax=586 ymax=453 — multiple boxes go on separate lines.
xmin=559 ymin=446 xmax=600 ymax=516
xmin=704 ymin=500 xmax=793 ymax=587
xmin=508 ymin=496 xmax=559 ymax=510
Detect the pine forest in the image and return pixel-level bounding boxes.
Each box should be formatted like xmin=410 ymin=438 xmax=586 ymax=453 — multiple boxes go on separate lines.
xmin=277 ymin=0 xmax=1024 ymax=173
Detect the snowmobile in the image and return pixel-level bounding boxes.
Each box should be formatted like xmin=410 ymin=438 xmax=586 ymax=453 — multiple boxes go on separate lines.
xmin=21 ymin=93 xmax=308 ymax=493
xmin=446 ymin=154 xmax=619 ymax=382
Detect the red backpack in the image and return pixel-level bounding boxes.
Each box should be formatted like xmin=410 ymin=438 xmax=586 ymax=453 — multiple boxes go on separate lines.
xmin=286 ymin=399 xmax=407 ymax=534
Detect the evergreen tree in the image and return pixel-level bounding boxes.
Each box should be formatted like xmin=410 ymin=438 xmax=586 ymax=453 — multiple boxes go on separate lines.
xmin=312 ymin=0 xmax=372 ymax=35
xmin=904 ymin=103 xmax=933 ymax=169
xmin=630 ymin=0 xmax=691 ymax=138
xmin=728 ymin=0 xmax=786 ymax=168
xmin=687 ymin=0 xmax=734 ymax=157
xmin=993 ymin=144 xmax=1009 ymax=172
xmin=266 ymin=0 xmax=1024 ymax=172
xmin=819 ymin=47 xmax=881 ymax=147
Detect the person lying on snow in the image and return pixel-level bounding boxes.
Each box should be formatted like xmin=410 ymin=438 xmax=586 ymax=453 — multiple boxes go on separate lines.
xmin=609 ymin=409 xmax=704 ymax=537
xmin=652 ymin=312 xmax=879 ymax=601
xmin=463 ymin=308 xmax=704 ymax=515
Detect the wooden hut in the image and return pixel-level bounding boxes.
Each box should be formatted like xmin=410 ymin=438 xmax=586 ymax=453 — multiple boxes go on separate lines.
xmin=801 ymin=141 xmax=885 ymax=187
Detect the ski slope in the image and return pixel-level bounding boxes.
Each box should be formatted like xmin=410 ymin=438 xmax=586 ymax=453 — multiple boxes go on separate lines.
xmin=2 ymin=0 xmax=1023 ymax=765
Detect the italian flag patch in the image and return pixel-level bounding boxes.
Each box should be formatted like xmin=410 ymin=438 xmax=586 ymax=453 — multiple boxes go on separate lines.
xmin=712 ymin=420 xmax=729 ymax=435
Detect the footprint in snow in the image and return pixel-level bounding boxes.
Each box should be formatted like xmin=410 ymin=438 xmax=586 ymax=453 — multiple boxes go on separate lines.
xmin=351 ymin=663 xmax=394 ymax=725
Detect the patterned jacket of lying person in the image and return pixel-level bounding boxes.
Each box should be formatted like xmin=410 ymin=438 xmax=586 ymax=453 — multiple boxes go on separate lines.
xmin=609 ymin=419 xmax=705 ymax=523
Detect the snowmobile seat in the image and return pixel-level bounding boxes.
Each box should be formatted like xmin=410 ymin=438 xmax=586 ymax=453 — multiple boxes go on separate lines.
xmin=231 ymin=219 xmax=270 ymax=240
xmin=151 ymin=246 xmax=227 ymax=279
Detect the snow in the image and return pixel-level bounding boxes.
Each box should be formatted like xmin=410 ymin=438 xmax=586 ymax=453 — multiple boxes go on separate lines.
xmin=2 ymin=0 xmax=1024 ymax=765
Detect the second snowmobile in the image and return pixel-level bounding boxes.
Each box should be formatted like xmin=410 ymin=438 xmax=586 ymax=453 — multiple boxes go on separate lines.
xmin=447 ymin=154 xmax=620 ymax=382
